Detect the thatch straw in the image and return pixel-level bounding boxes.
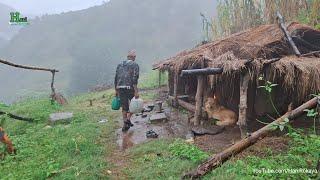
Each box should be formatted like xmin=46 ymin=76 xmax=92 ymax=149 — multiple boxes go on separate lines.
xmin=154 ymin=23 xmax=320 ymax=103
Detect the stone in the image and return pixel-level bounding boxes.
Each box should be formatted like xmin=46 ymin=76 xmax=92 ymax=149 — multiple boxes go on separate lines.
xmin=149 ymin=113 xmax=167 ymax=123
xmin=49 ymin=112 xmax=73 ymax=124
xmin=191 ymin=126 xmax=225 ymax=136
xmin=185 ymin=131 xmax=195 ymax=144
xmin=98 ymin=119 xmax=108 ymax=123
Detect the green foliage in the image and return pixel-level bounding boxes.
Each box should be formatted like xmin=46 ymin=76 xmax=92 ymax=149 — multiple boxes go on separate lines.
xmin=270 ymin=118 xmax=290 ymax=131
xmin=169 ymin=139 xmax=208 ymax=163
xmin=304 ymin=108 xmax=318 ymax=117
xmin=212 ymin=0 xmax=319 ymax=39
xmin=258 ymin=76 xmax=280 ymax=116
xmin=258 ymin=81 xmax=278 ymax=93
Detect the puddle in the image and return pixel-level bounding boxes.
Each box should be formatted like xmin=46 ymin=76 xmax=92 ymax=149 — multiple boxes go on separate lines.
xmin=116 ymin=106 xmax=190 ymax=151
xmin=115 ymin=88 xmax=242 ymax=152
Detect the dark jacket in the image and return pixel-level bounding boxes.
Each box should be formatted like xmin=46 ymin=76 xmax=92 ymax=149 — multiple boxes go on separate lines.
xmin=114 ymin=60 xmax=139 ymax=89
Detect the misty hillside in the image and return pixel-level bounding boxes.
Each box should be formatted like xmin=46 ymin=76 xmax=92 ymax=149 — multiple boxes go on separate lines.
xmin=0 ymin=3 xmax=21 ymax=40
xmin=0 ymin=0 xmax=216 ymax=103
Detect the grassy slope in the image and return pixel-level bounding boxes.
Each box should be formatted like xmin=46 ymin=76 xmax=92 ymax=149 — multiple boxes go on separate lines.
xmin=0 ymin=90 xmax=118 ymax=179
xmin=0 ymin=72 xmax=319 ymax=179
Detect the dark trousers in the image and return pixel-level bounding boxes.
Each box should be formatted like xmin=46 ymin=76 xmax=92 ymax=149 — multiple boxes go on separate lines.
xmin=118 ymin=88 xmax=134 ymax=112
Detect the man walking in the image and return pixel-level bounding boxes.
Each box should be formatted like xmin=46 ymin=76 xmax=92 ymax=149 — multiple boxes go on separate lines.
xmin=114 ymin=50 xmax=140 ymax=132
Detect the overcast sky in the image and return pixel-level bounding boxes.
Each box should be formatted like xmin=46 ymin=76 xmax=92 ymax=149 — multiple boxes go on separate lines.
xmin=1 ymin=0 xmax=108 ymax=15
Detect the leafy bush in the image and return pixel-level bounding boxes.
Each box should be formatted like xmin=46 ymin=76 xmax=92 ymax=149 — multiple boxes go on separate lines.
xmin=169 ymin=139 xmax=208 ymax=163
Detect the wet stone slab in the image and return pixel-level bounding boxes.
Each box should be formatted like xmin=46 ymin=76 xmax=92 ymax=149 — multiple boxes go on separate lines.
xmin=49 ymin=112 xmax=73 ymax=124
xmin=149 ymin=113 xmax=167 ymax=124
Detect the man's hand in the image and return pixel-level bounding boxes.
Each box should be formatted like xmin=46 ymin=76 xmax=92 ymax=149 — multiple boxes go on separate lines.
xmin=133 ymin=85 xmax=139 ymax=99
xmin=134 ymin=92 xmax=139 ymax=99
xmin=115 ymin=89 xmax=119 ymax=97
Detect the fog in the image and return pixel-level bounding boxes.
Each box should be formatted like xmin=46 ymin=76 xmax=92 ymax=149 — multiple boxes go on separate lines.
xmin=0 ymin=0 xmax=106 ymax=15
xmin=0 ymin=0 xmax=217 ymax=103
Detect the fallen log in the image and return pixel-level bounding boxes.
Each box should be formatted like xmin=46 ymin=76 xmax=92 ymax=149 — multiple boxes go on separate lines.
xmin=0 ymin=111 xmax=33 ymax=122
xmin=180 ymin=68 xmax=223 ymax=77
xmin=183 ymin=96 xmax=319 ymax=179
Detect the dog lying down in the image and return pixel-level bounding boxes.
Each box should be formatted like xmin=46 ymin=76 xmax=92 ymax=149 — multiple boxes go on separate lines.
xmin=205 ymin=96 xmax=238 ymax=126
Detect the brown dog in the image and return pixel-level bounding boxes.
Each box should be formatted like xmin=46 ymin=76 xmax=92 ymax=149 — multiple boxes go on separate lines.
xmin=0 ymin=127 xmax=15 ymax=154
xmin=205 ymin=96 xmax=238 ymax=126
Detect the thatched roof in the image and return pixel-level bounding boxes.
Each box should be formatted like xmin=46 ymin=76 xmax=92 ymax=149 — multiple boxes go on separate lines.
xmin=154 ymin=22 xmax=320 ymax=71
xmin=154 ymin=22 xmax=320 ymax=102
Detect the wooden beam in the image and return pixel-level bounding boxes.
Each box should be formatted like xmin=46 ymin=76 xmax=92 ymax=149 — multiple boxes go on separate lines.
xmin=180 ymin=68 xmax=223 ymax=77
xmin=0 ymin=111 xmax=33 ymax=122
xmin=262 ymin=58 xmax=281 ymax=65
xmin=0 ymin=58 xmax=58 ymax=72
xmin=301 ymin=50 xmax=320 ymax=57
xmin=238 ymin=72 xmax=250 ymax=138
xmin=276 ymin=12 xmax=301 ymax=57
xmin=168 ymin=96 xmax=195 ymax=112
xmin=183 ymin=96 xmax=319 ymax=179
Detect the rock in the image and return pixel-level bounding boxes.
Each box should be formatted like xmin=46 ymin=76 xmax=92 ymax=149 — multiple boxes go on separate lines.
xmin=98 ymin=119 xmax=108 ymax=123
xmin=185 ymin=131 xmax=195 ymax=144
xmin=43 ymin=125 xmax=52 ymax=129
xmin=149 ymin=113 xmax=167 ymax=123
xmin=191 ymin=126 xmax=225 ymax=136
xmin=49 ymin=112 xmax=73 ymax=124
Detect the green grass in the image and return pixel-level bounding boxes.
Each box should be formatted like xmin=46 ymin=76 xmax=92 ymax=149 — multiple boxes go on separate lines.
xmin=204 ymin=132 xmax=320 ymax=180
xmin=0 ymin=90 xmax=118 ymax=179
xmin=1 ymin=72 xmax=320 ymax=179
xmin=138 ymin=71 xmax=168 ymax=89
xmin=125 ymin=139 xmax=208 ymax=180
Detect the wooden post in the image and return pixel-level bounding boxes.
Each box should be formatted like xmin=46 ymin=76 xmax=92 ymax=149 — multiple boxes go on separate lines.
xmin=158 ymin=70 xmax=161 ymax=88
xmin=50 ymin=71 xmax=56 ymax=104
xmin=173 ymin=73 xmax=178 ymax=106
xmin=239 ymin=72 xmax=250 ymax=138
xmin=194 ymin=75 xmax=205 ymax=125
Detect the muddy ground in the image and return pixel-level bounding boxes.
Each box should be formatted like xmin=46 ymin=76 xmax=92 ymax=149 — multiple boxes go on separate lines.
xmin=108 ymin=87 xmax=319 ymax=179
xmin=115 ymin=88 xmax=293 ymax=154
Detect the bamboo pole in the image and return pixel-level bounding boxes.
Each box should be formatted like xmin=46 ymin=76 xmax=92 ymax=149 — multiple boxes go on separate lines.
xmin=276 ymin=12 xmax=301 ymax=57
xmin=183 ymin=96 xmax=319 ymax=179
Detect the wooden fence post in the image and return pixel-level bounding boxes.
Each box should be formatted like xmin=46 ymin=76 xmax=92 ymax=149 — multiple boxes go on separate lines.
xmin=194 ymin=75 xmax=205 ymax=125
xmin=239 ymin=72 xmax=250 ymax=138
xmin=158 ymin=70 xmax=162 ymax=88
xmin=173 ymin=73 xmax=178 ymax=106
